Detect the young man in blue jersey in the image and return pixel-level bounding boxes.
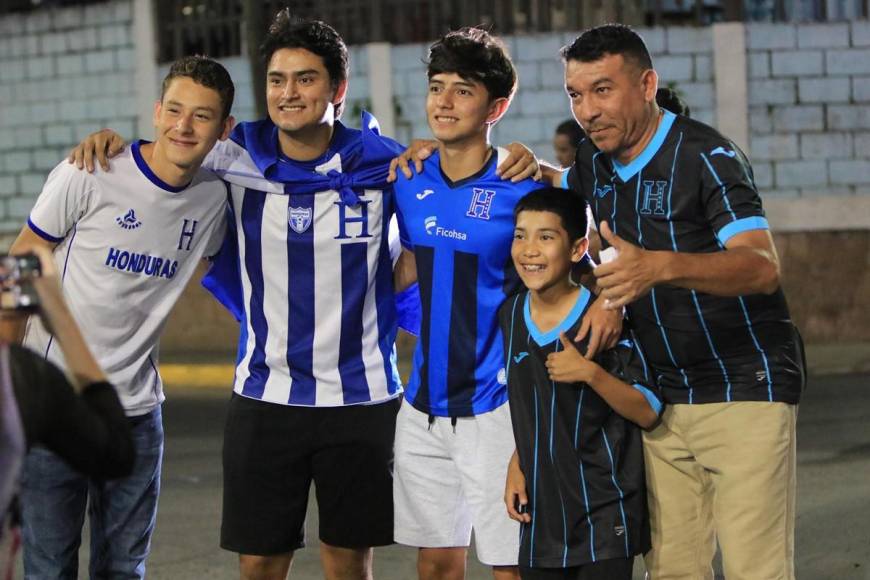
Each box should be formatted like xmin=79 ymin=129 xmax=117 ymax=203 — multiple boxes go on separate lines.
xmin=501 ymin=186 xmax=661 ymax=580
xmin=543 ymin=24 xmax=805 ymax=580
xmin=11 ymin=56 xmax=235 ymax=580
xmin=390 ymin=28 xmax=558 ymax=580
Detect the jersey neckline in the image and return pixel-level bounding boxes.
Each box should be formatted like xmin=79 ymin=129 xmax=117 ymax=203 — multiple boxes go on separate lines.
xmin=436 ymin=148 xmax=497 ymax=189
xmin=132 ymin=140 xmax=191 ymax=193
xmin=611 ymin=109 xmax=677 ymax=183
xmin=523 ymin=286 xmax=592 ymax=347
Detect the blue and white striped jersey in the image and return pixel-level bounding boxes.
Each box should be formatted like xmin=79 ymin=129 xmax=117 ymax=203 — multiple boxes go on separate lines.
xmin=203 ymin=116 xmax=404 ymax=407
xmin=394 ymin=148 xmax=542 ymax=417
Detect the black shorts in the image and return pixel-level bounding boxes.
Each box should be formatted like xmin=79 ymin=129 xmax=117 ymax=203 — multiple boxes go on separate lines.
xmin=220 ymin=393 xmax=400 ymax=555
xmin=519 ymin=557 xmax=634 ymax=580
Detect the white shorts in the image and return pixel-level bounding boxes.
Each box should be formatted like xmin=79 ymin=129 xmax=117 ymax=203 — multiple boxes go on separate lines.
xmin=393 ymin=399 xmax=519 ymax=566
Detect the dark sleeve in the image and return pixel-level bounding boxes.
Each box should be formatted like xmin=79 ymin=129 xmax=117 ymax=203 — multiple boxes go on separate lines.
xmin=699 ymin=143 xmax=770 ymax=247
xmin=11 ymin=345 xmax=135 ymax=479
xmin=595 ymin=332 xmax=663 ymax=417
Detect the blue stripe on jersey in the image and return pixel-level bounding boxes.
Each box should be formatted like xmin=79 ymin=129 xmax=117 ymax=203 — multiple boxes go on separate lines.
xmin=632 ymin=384 xmax=663 ymax=415
xmin=412 ymin=246 xmax=435 ymax=410
xmin=240 ymin=191 xmax=269 ymax=398
xmin=505 ymin=295 xmax=522 ymax=382
xmin=601 ymin=428 xmax=630 ymax=557
xmin=574 ymin=387 xmax=596 ymax=562
xmin=612 ymin=110 xmax=676 ymax=182
xmin=689 ymin=290 xmax=734 ymax=401
xmin=549 ymin=345 xmax=570 ymax=568
xmin=717 ymin=216 xmax=770 ymax=246
xmin=339 ymin=242 xmax=372 ymax=404
xmin=375 ymin=201 xmax=401 ymax=396
xmin=286 ymin=193 xmax=317 ymax=404
xmin=45 ymin=224 xmax=80 ymax=360
xmin=737 ymin=296 xmax=775 ymax=401
xmin=700 ymin=152 xmax=737 ymax=222
xmin=27 ymin=218 xmax=64 ymax=244
xmin=650 ymin=288 xmax=693 ymax=402
xmin=666 ymin=132 xmax=684 ymax=247
xmin=560 ymin=171 xmax=569 ymax=190
xmin=530 ymin=385 xmax=540 ymax=567
xmin=635 ymin=168 xmax=644 ymax=247
xmin=448 ymin=251 xmax=478 ymax=414
xmin=591 ymin=152 xmax=603 ymax=227
xmin=225 ymin=196 xmax=250 ymax=369
xmin=630 ymin=330 xmax=651 ymax=382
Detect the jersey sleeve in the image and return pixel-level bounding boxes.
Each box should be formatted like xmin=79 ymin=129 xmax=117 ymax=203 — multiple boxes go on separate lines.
xmin=395 ymin=191 xmax=413 ymax=250
xmin=27 ymin=161 xmax=92 ymax=243
xmin=598 ymin=333 xmax=663 ymax=417
xmin=203 ymin=185 xmax=231 ymax=258
xmin=699 ymin=144 xmax=769 ymax=247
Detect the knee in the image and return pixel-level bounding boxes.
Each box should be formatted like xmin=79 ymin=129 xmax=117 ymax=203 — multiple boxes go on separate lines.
xmin=321 ymin=545 xmax=372 ymax=580
xmin=417 ymin=548 xmax=466 ymax=580
xmin=239 ymin=553 xmax=292 ymax=580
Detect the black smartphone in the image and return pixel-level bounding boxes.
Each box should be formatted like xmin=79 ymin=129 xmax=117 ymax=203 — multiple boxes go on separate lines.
xmin=0 ymin=254 xmax=42 ymax=311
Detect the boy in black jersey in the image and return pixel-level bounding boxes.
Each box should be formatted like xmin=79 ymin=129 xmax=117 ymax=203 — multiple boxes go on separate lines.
xmin=499 ymin=187 xmax=662 ymax=580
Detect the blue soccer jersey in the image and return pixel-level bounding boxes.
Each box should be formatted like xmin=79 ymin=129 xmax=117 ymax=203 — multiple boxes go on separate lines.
xmin=395 ymin=148 xmax=542 ymax=417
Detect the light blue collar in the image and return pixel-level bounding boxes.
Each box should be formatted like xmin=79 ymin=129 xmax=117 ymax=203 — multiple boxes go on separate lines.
xmin=524 ymin=287 xmax=591 ymax=347
xmin=611 ymin=109 xmax=676 ymax=182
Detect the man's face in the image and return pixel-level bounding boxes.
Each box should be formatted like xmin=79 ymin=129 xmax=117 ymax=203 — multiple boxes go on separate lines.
xmin=153 ymin=77 xmax=231 ymax=170
xmin=564 ymin=53 xmax=656 ymax=159
xmin=553 ymin=133 xmax=577 ymax=167
xmin=266 ymin=48 xmax=346 ymax=134
xmin=426 ymin=72 xmax=506 ymax=146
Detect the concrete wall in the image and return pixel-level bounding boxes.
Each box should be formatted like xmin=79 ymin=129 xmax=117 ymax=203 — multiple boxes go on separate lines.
xmin=1 ymin=2 xmax=868 ymax=348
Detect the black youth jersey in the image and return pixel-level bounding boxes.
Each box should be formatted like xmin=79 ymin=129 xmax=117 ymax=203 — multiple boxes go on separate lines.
xmin=566 ymin=111 xmax=805 ymax=405
xmin=499 ymin=289 xmax=660 ymax=568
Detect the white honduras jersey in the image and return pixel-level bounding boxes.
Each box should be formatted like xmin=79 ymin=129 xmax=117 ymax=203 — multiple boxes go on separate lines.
xmin=204 ymin=122 xmax=402 ymax=407
xmin=24 ymin=142 xmax=227 ymax=416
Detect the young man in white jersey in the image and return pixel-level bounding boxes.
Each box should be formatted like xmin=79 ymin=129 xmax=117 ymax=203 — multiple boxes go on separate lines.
xmin=11 ymin=56 xmax=234 ymax=580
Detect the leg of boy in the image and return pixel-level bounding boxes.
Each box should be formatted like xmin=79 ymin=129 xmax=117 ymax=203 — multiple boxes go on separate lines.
xmin=88 ymin=406 xmax=164 ymax=580
xmin=688 ymin=402 xmax=797 ymax=580
xmin=642 ymin=405 xmax=716 ymax=580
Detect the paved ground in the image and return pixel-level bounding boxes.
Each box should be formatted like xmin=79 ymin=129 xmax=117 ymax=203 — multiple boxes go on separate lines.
xmin=12 ymin=369 xmax=866 ymax=580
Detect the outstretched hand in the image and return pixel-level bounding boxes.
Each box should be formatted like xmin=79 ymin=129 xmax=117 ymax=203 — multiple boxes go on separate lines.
xmin=545 ymin=333 xmax=599 ymax=384
xmin=496 ymin=142 xmax=541 ymax=182
xmin=593 ymin=221 xmax=664 ymax=310
xmin=574 ymin=294 xmax=623 ymax=358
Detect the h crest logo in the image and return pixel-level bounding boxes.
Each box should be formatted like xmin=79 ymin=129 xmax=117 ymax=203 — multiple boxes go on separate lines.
xmin=640 ymin=180 xmax=668 ymax=216
xmin=466 ymin=188 xmax=496 ymax=220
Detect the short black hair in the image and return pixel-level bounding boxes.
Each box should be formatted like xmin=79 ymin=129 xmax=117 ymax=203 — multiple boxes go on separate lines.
xmin=561 ymin=24 xmax=653 ymax=72
xmin=161 ymin=55 xmax=235 ymax=121
xmin=426 ymin=27 xmax=517 ymax=101
xmin=514 ymin=187 xmax=589 ymax=243
xmin=656 ymin=87 xmax=691 ymax=117
xmin=555 ymin=119 xmax=585 ymax=144
xmin=260 ymin=10 xmax=349 ymax=116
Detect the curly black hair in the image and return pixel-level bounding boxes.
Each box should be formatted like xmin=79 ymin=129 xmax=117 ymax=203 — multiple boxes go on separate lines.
xmin=561 ymin=24 xmax=653 ymax=72
xmin=260 ymin=9 xmax=349 ymax=115
xmin=426 ymin=27 xmax=516 ymax=101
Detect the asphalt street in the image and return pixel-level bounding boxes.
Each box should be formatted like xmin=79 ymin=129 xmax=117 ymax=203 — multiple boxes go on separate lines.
xmin=14 ymin=372 xmax=870 ymax=579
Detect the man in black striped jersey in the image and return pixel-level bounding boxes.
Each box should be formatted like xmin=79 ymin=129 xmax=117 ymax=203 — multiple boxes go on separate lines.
xmin=544 ymin=24 xmax=805 ymax=580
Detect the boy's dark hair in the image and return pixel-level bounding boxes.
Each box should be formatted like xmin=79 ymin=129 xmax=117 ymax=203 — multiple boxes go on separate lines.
xmin=161 ymin=55 xmax=235 ymax=121
xmin=260 ymin=10 xmax=349 ymax=116
xmin=656 ymin=86 xmax=691 ymax=117
xmin=514 ymin=187 xmax=589 ymax=243
xmin=555 ymin=119 xmax=585 ymax=144
xmin=561 ymin=24 xmax=653 ymax=72
xmin=426 ymin=27 xmax=517 ymax=101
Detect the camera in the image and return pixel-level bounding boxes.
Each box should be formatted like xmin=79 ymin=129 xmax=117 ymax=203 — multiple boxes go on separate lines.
xmin=0 ymin=254 xmax=42 ymax=311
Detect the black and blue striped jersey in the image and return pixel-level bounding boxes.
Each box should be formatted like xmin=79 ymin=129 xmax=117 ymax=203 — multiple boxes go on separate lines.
xmin=395 ymin=148 xmax=542 ymax=417
xmin=499 ymin=288 xmax=660 ymax=568
xmin=565 ymin=110 xmax=805 ymax=405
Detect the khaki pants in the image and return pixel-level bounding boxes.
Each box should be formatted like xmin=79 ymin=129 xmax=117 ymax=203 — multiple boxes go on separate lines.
xmin=642 ymin=402 xmax=797 ymax=580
